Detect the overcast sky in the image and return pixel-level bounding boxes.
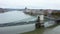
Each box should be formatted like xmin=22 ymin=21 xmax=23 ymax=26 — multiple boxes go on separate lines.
xmin=0 ymin=0 xmax=60 ymax=9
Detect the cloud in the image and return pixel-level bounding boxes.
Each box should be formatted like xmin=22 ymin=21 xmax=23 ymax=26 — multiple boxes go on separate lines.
xmin=0 ymin=0 xmax=60 ymax=9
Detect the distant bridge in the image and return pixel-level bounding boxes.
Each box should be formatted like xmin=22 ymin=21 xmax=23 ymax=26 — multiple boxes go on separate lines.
xmin=3 ymin=9 xmax=25 ymax=13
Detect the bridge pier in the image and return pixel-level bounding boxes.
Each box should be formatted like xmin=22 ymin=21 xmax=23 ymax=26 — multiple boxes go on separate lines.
xmin=55 ymin=19 xmax=60 ymax=24
xmin=35 ymin=15 xmax=44 ymax=28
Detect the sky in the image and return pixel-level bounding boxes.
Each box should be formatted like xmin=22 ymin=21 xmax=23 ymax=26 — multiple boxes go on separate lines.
xmin=0 ymin=0 xmax=60 ymax=9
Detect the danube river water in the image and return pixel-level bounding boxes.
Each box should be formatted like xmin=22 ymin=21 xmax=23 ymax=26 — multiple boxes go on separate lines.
xmin=0 ymin=11 xmax=59 ymax=34
xmin=0 ymin=11 xmax=36 ymax=34
xmin=0 ymin=24 xmax=35 ymax=34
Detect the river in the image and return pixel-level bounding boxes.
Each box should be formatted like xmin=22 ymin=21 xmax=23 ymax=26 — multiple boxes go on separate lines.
xmin=0 ymin=11 xmax=36 ymax=34
xmin=0 ymin=24 xmax=35 ymax=34
xmin=0 ymin=11 xmax=59 ymax=34
xmin=0 ymin=11 xmax=37 ymax=24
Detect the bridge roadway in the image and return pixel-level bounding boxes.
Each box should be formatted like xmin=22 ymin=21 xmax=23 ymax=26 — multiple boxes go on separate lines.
xmin=0 ymin=21 xmax=37 ymax=27
xmin=0 ymin=16 xmax=55 ymax=27
xmin=44 ymin=16 xmax=55 ymax=20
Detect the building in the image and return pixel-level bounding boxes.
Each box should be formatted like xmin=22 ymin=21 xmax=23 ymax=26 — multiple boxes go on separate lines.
xmin=24 ymin=7 xmax=44 ymax=15
xmin=0 ymin=8 xmax=4 ymax=13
